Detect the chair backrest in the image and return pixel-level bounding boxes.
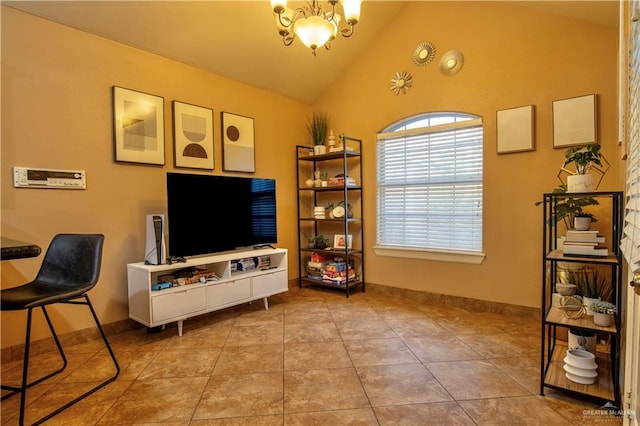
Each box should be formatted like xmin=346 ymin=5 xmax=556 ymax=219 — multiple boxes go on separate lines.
xmin=35 ymin=234 xmax=104 ymax=290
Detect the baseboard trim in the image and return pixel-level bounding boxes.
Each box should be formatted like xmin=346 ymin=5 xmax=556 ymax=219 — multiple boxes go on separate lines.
xmin=365 ymin=282 xmax=540 ymax=320
xmin=1 ymin=318 xmax=143 ymax=364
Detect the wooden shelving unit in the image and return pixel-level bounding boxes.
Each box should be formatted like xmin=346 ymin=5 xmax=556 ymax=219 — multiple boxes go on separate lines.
xmin=540 ymin=191 xmax=623 ymax=407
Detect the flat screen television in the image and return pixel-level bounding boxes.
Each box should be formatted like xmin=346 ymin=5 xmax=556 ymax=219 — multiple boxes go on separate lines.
xmin=166 ymin=172 xmax=277 ymax=257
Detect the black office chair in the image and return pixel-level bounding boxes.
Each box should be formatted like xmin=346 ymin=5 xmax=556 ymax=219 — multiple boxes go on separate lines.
xmin=1 ymin=234 xmax=120 ymax=426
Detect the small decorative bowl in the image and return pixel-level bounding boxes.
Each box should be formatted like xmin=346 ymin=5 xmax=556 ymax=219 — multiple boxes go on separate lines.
xmin=556 ymin=283 xmax=577 ymax=296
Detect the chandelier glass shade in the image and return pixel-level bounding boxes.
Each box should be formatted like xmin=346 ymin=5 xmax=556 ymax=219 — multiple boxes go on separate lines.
xmin=271 ymin=0 xmax=362 ymax=55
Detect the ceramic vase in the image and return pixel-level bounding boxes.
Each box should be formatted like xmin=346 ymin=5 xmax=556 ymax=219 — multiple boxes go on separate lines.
xmin=314 ymin=145 xmax=326 ymax=155
xmin=593 ymin=312 xmax=613 ymax=327
xmin=573 ymin=216 xmax=592 ymax=231
xmin=563 ymin=349 xmax=598 ymax=385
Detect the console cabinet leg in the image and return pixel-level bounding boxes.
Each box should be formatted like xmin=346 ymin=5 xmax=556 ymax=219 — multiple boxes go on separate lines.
xmin=177 ymin=320 xmax=183 ymax=336
xmin=263 ymin=297 xmax=269 ymax=310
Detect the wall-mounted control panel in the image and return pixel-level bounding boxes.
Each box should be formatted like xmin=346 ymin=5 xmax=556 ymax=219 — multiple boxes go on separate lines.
xmin=13 ymin=167 xmax=86 ymax=189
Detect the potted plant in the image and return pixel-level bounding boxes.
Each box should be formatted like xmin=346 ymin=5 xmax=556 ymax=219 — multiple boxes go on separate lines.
xmin=573 ymin=213 xmax=593 ymax=231
xmin=313 ymin=235 xmax=330 ymax=250
xmin=570 ymin=269 xmax=611 ymax=314
xmin=561 ymin=143 xmax=604 ymax=192
xmin=589 ymin=300 xmax=616 ymax=327
xmin=535 ymin=184 xmax=598 ymax=230
xmin=307 ymin=111 xmax=329 ymax=155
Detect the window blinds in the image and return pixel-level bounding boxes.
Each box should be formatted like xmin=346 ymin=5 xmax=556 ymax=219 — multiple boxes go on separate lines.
xmin=621 ymin=17 xmax=640 ymax=273
xmin=377 ymin=119 xmax=483 ymax=252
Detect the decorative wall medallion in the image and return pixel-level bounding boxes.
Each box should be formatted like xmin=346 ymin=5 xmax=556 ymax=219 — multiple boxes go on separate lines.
xmin=439 ymin=50 xmax=464 ymax=75
xmin=412 ymin=41 xmax=436 ymax=66
xmin=390 ymin=71 xmax=413 ymax=95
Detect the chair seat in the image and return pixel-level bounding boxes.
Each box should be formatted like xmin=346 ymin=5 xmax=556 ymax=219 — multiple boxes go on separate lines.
xmin=1 ymin=281 xmax=93 ymax=310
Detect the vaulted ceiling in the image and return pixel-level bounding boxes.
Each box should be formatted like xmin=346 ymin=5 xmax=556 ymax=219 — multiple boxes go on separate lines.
xmin=5 ymin=1 xmax=618 ymax=104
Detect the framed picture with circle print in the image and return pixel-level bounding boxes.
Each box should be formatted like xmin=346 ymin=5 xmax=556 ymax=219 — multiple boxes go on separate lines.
xmin=221 ymin=112 xmax=255 ymax=172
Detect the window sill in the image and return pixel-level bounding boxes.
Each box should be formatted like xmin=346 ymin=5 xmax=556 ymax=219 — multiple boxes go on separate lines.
xmin=373 ymin=245 xmax=486 ymax=265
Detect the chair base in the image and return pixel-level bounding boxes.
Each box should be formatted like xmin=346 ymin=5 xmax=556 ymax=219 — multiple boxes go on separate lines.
xmin=1 ymin=295 xmax=120 ymax=426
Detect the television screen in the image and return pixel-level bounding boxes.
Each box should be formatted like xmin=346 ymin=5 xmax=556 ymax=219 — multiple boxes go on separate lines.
xmin=166 ymin=173 xmax=277 ymax=257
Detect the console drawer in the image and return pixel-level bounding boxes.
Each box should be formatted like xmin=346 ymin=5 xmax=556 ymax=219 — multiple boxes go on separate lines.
xmin=253 ymin=270 xmax=287 ymax=298
xmin=151 ymin=287 xmax=206 ymax=322
xmin=207 ymin=278 xmax=251 ymax=309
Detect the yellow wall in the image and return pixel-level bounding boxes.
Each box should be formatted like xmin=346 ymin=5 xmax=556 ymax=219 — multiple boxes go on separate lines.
xmin=314 ymin=2 xmax=623 ymax=307
xmin=0 ymin=2 xmax=624 ymax=349
xmin=0 ymin=6 xmax=308 ymax=348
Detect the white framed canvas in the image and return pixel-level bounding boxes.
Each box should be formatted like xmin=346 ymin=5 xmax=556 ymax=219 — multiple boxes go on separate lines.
xmin=553 ymin=94 xmax=597 ymax=148
xmin=496 ymin=105 xmax=535 ymax=154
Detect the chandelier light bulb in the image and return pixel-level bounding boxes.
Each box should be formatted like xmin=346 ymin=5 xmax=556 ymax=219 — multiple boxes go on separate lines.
xmin=341 ymin=0 xmax=362 ymax=25
xmin=295 ymin=15 xmax=334 ymax=51
xmin=271 ymin=0 xmax=287 ymax=14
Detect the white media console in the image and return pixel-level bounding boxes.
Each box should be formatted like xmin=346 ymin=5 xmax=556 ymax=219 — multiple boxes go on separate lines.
xmin=127 ymin=248 xmax=288 ymax=336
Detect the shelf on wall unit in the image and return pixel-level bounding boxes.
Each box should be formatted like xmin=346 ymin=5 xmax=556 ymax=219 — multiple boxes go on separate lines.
xmin=545 ymin=250 xmax=620 ymax=265
xmin=298 ymin=150 xmax=361 ymax=161
xmin=301 ymin=276 xmax=364 ymax=289
xmin=299 ymin=218 xmax=362 ymax=223
xmin=301 ymin=248 xmax=364 ymax=255
xmin=545 ymin=307 xmax=617 ymax=333
xmin=298 ymin=186 xmax=362 ymax=191
xmin=544 ymin=343 xmax=615 ymax=402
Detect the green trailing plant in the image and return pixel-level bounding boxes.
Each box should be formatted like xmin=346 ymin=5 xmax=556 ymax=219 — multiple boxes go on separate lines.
xmin=589 ymin=300 xmax=616 ymax=315
xmin=535 ymin=184 xmax=599 ymax=229
xmin=307 ymin=111 xmax=330 ymax=146
xmin=562 ymin=143 xmax=603 ymax=175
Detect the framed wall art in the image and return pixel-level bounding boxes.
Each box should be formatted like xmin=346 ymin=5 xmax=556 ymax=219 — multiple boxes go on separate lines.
xmin=496 ymin=105 xmax=535 ymax=154
xmin=112 ymin=86 xmax=165 ymax=165
xmin=221 ymin=111 xmax=255 ymax=173
xmin=173 ymin=101 xmax=214 ymax=170
xmin=552 ymin=94 xmax=597 ymax=148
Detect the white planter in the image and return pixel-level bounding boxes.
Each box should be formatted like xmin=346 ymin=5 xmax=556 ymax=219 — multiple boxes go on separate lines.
xmin=568 ymin=329 xmax=596 ymax=354
xmin=313 ymin=145 xmax=326 ymax=155
xmin=573 ymin=216 xmax=592 ymax=231
xmin=593 ymin=312 xmax=613 ymax=327
xmin=567 ymin=174 xmax=595 ymax=193
xmin=583 ymin=296 xmax=601 ymax=315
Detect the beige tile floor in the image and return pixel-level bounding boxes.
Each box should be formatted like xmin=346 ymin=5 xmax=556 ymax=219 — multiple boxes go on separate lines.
xmin=1 ymin=287 xmax=623 ymax=425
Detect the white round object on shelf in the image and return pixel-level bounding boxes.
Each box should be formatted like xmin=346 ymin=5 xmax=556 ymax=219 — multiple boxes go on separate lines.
xmin=565 ymin=372 xmax=597 ymax=385
xmin=563 ymin=363 xmax=598 ymax=378
xmin=564 ymin=349 xmax=598 ymax=370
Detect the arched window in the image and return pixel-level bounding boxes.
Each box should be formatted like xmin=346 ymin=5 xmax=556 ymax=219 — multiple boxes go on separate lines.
xmin=375 ymin=112 xmax=485 ymax=264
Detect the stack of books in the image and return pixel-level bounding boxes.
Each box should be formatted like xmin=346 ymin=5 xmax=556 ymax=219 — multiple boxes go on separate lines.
xmin=562 ymin=230 xmax=608 ymax=256
xmin=305 ymin=256 xmax=358 ymax=285
xmin=306 ymin=261 xmax=325 ymax=281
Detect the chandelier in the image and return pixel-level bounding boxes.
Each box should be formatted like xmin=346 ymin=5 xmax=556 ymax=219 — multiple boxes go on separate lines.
xmin=270 ymin=0 xmax=363 ymax=55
